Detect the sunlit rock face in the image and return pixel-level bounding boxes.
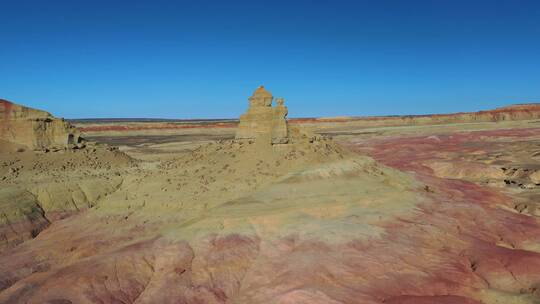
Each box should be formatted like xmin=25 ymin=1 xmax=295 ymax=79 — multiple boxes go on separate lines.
xmin=0 ymin=99 xmax=82 ymax=150
xmin=235 ymin=86 xmax=289 ymax=144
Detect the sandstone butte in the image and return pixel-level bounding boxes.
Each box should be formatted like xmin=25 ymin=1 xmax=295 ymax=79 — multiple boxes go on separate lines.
xmin=1 ymin=89 xmax=540 ymax=304
xmin=0 ymin=99 xmax=84 ymax=150
xmin=235 ymin=86 xmax=289 ymax=144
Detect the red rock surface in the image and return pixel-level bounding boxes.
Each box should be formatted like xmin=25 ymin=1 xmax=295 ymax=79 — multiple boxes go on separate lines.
xmin=344 ymin=127 xmax=540 ymax=302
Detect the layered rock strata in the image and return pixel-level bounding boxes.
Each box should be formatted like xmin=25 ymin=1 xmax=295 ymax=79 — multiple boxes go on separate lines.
xmin=0 ymin=99 xmax=83 ymax=150
xmin=235 ymin=86 xmax=289 ymax=144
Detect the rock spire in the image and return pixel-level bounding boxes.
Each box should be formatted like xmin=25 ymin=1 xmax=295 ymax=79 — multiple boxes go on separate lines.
xmin=235 ymin=86 xmax=289 ymax=144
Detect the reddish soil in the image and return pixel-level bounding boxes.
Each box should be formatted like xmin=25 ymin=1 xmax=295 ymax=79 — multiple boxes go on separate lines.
xmin=339 ymin=127 xmax=540 ymax=302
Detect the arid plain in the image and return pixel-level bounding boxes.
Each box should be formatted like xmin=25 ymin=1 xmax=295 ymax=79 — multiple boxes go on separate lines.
xmin=1 ymin=90 xmax=540 ymax=304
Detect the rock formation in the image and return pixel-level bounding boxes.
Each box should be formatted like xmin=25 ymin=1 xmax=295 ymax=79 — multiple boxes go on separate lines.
xmin=3 ymin=98 xmax=540 ymax=303
xmin=235 ymin=86 xmax=289 ymax=144
xmin=0 ymin=99 xmax=83 ymax=150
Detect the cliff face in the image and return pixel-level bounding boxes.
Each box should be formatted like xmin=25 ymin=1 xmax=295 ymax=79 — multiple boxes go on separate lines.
xmin=301 ymin=103 xmax=540 ymax=129
xmin=398 ymin=103 xmax=540 ymax=124
xmin=0 ymin=99 xmax=82 ymax=150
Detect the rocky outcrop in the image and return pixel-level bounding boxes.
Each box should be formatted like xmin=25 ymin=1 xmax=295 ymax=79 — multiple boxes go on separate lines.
xmin=0 ymin=142 xmax=133 ymax=253
xmin=531 ymin=171 xmax=540 ymax=184
xmin=235 ymin=86 xmax=289 ymax=144
xmin=0 ymin=99 xmax=83 ymax=150
xmin=0 ymin=177 xmax=124 ymax=253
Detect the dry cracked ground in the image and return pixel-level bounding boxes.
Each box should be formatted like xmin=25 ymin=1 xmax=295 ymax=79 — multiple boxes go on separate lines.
xmin=1 ymin=120 xmax=540 ymax=304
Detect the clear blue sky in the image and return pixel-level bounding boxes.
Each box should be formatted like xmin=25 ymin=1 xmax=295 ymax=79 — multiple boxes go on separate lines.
xmin=1 ymin=0 xmax=539 ymax=119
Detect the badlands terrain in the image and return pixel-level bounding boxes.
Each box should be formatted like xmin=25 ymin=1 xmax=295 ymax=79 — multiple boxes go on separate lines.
xmin=1 ymin=92 xmax=540 ymax=304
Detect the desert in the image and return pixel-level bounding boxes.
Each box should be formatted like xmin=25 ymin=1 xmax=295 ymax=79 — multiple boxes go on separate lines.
xmin=1 ymin=86 xmax=540 ymax=303
xmin=3 ymin=1 xmax=540 ymax=303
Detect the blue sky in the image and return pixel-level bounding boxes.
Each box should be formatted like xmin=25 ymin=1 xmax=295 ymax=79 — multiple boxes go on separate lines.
xmin=1 ymin=0 xmax=539 ymax=118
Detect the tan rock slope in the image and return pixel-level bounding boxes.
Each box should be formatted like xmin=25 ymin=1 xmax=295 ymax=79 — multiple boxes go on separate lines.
xmin=0 ymin=100 xmax=135 ymax=253
xmin=0 ymin=99 xmax=83 ymax=150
